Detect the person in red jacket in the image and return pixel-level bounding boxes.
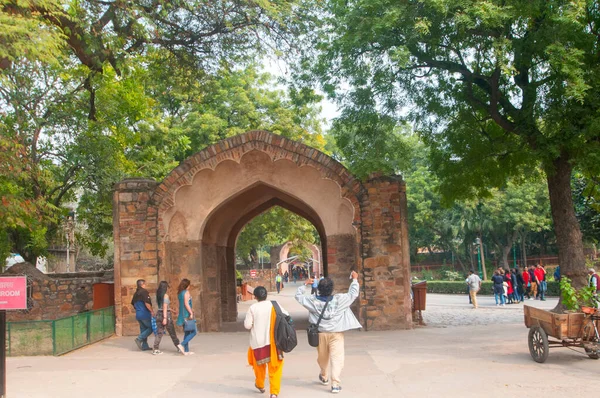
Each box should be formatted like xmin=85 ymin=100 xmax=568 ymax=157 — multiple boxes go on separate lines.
xmin=522 ymin=267 xmax=531 ymax=300
xmin=534 ymin=264 xmax=546 ymax=301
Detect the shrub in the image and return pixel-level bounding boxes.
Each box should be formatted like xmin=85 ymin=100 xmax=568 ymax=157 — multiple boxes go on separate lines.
xmin=440 ymin=270 xmax=462 ymax=281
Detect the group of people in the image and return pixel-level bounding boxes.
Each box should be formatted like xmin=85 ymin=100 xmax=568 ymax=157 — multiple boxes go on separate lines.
xmin=245 ymin=271 xmax=361 ymax=397
xmin=466 ymin=263 xmax=554 ymax=308
xmin=490 ymin=264 xmax=549 ymax=306
xmin=131 ymin=278 xmax=197 ymax=356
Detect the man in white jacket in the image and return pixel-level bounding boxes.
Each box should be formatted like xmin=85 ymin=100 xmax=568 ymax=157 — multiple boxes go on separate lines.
xmin=295 ymin=271 xmax=362 ymax=394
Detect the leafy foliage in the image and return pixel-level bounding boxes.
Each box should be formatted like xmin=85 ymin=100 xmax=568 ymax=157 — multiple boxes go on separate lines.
xmin=296 ymin=0 xmax=600 ymax=285
xmin=236 ymin=207 xmax=319 ymax=267
xmin=559 ymin=276 xmax=596 ymax=311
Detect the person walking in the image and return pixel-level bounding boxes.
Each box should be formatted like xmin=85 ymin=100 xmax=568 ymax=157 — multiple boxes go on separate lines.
xmin=528 ymin=265 xmax=538 ymax=300
xmin=244 ymin=286 xmax=288 ymax=398
xmin=510 ymin=268 xmax=519 ymax=303
xmin=515 ymin=268 xmax=525 ymax=303
xmin=131 ymin=279 xmax=153 ymax=351
xmin=466 ymin=270 xmax=481 ymax=309
xmin=491 ymin=271 xmax=506 ymax=306
xmin=295 ymin=270 xmax=362 ymax=394
xmin=522 ymin=267 xmax=531 ymax=300
xmin=275 ymin=272 xmax=283 ymax=294
xmin=589 ymin=268 xmax=599 ymax=307
xmin=152 ymin=281 xmax=186 ymax=355
xmin=534 ymin=264 xmax=546 ymax=301
xmin=310 ymin=273 xmax=319 ymax=295
xmin=176 ymin=279 xmax=197 ymax=355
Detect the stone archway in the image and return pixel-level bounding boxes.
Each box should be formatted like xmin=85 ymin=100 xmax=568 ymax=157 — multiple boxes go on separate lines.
xmin=272 ymin=241 xmax=322 ymax=276
xmin=113 ymin=130 xmax=412 ymax=335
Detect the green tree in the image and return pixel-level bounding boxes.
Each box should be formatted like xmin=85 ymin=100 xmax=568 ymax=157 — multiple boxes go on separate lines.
xmin=236 ymin=207 xmax=319 ymax=267
xmin=480 ymin=179 xmax=552 ymax=269
xmin=301 ymin=0 xmax=600 ymax=288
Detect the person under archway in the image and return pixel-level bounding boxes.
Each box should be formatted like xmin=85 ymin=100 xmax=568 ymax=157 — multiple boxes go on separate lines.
xmin=244 ymin=286 xmax=288 ymax=398
xmin=176 ymin=279 xmax=197 ymax=354
xmin=295 ymin=271 xmax=362 ymax=394
xmin=152 ymin=281 xmax=185 ymax=355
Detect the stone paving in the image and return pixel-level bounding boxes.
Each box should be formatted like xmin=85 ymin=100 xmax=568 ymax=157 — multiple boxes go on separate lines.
xmin=7 ymin=286 xmax=600 ymax=398
xmin=422 ymin=293 xmax=558 ymax=327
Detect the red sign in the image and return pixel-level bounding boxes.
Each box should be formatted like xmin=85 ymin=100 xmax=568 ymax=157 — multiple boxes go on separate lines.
xmin=249 ymin=269 xmax=257 ymax=278
xmin=0 ymin=277 xmax=27 ymax=310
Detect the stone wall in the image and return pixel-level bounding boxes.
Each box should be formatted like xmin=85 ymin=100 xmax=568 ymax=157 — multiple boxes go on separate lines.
xmin=3 ymin=264 xmax=114 ymax=322
xmin=360 ymin=174 xmax=412 ymax=330
xmin=112 ymin=178 xmax=159 ymax=336
xmin=239 ymin=269 xmax=275 ymax=292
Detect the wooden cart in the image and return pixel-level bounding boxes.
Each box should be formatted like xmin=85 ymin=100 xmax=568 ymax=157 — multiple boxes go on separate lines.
xmin=524 ymin=305 xmax=600 ymax=363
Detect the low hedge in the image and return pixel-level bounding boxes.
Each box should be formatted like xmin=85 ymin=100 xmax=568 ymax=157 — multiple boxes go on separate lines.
xmin=420 ymin=280 xmax=560 ymax=296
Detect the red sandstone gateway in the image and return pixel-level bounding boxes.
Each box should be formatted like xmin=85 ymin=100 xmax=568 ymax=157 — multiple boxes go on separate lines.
xmin=113 ymin=131 xmax=412 ymax=335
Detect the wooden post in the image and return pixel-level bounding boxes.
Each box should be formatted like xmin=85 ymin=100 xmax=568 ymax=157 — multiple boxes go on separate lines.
xmin=0 ymin=310 xmax=6 ymax=398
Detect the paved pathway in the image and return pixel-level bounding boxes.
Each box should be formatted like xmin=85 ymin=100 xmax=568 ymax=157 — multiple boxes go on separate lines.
xmin=7 ymin=285 xmax=600 ymax=397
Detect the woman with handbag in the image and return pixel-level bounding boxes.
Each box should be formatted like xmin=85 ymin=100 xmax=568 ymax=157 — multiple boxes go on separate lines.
xmin=152 ymin=281 xmax=186 ymax=355
xmin=176 ymin=278 xmax=197 ymax=355
xmin=295 ymin=270 xmax=362 ymax=394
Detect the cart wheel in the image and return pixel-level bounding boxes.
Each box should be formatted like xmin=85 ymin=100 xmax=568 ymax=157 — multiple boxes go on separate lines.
xmin=584 ymin=347 xmax=599 ymax=360
xmin=528 ymin=326 xmax=549 ymax=363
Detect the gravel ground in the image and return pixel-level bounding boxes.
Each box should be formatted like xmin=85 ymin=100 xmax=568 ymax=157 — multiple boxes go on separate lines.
xmin=422 ymin=293 xmax=558 ymax=327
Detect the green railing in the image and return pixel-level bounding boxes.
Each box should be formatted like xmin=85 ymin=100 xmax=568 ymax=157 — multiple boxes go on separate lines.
xmin=7 ymin=306 xmax=115 ymax=356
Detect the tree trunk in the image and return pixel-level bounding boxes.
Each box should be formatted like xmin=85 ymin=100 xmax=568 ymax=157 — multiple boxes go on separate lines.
xmin=521 ymin=231 xmax=528 ymax=268
xmin=545 ymin=154 xmax=587 ymax=288
xmin=500 ymin=245 xmax=511 ymax=269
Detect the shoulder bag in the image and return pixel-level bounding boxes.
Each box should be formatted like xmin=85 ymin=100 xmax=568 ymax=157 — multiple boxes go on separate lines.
xmin=307 ymin=297 xmax=330 ymax=347
xmin=184 ymin=316 xmax=197 ymax=333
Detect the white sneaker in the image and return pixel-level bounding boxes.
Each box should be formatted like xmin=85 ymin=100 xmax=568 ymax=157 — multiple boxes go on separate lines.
xmin=152 ymin=350 xmax=162 ymax=355
xmin=502 ymin=304 xmax=506 ymax=307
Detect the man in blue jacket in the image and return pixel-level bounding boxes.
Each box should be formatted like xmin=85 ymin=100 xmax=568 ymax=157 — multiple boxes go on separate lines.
xmin=131 ymin=279 xmax=153 ymax=351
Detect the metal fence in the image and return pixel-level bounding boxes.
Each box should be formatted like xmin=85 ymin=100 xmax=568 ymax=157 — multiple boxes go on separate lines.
xmin=7 ymin=306 xmax=115 ymax=356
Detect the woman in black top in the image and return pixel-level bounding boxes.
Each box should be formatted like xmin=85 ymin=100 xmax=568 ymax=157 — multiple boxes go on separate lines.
xmin=491 ymin=270 xmax=506 ymax=306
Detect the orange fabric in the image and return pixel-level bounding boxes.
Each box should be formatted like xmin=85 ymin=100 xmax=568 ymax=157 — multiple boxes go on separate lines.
xmin=247 ymin=308 xmax=284 ymax=394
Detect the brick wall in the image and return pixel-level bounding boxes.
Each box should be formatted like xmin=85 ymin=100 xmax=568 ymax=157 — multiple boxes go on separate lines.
xmin=113 ymin=178 xmax=158 ymax=336
xmin=239 ymin=269 xmax=275 ymax=292
xmin=360 ymin=174 xmax=412 ymax=330
xmin=4 ymin=265 xmax=113 ymax=322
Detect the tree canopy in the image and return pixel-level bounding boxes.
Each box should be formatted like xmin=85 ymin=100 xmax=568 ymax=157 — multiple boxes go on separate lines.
xmin=298 ymin=0 xmax=600 ymax=288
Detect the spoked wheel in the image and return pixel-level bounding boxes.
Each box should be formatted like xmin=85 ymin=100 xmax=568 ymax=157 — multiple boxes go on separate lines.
xmin=584 ymin=346 xmax=599 ymax=360
xmin=528 ymin=326 xmax=549 ymax=363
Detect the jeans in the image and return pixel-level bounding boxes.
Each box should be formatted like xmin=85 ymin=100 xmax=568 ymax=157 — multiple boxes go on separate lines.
xmin=181 ymin=328 xmax=197 ymax=352
xmin=276 ymin=282 xmax=281 ymax=294
xmin=540 ymin=281 xmax=547 ymax=300
xmin=494 ymin=292 xmax=506 ymax=305
xmin=137 ymin=319 xmax=152 ymax=349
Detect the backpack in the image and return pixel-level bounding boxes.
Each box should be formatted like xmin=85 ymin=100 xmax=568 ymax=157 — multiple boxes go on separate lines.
xmin=271 ymin=301 xmax=297 ymax=353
